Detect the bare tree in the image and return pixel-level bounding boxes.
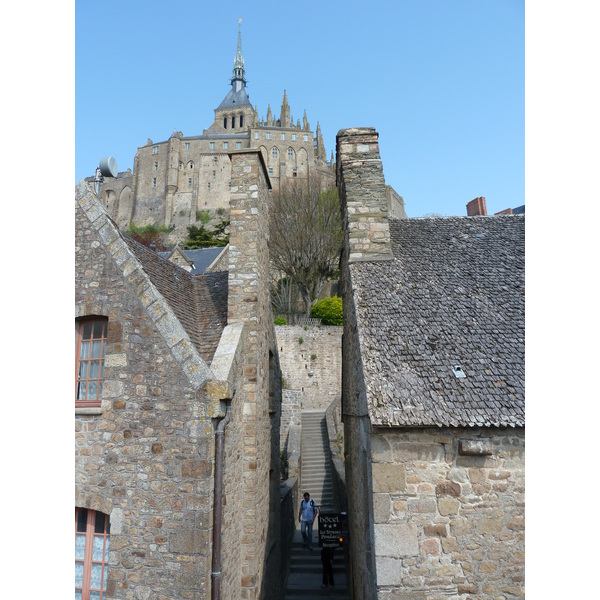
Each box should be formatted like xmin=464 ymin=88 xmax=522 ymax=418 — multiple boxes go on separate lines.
xmin=269 ymin=175 xmax=342 ymax=317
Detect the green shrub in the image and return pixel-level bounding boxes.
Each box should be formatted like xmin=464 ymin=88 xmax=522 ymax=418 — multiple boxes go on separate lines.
xmin=196 ymin=210 xmax=212 ymax=224
xmin=298 ymin=337 xmax=304 ymax=345
xmin=274 ymin=317 xmax=287 ymax=325
xmin=311 ymin=295 xmax=343 ymax=326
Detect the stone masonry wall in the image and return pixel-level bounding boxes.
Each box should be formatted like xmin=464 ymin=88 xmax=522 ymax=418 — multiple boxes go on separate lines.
xmin=276 ymin=325 xmax=342 ymax=453
xmin=372 ymin=427 xmax=525 ymax=600
xmin=280 ymin=389 xmax=302 ymax=452
xmin=276 ymin=325 xmax=342 ymax=410
xmin=226 ymin=149 xmax=282 ymax=600
xmin=75 ymin=196 xmax=216 ymax=600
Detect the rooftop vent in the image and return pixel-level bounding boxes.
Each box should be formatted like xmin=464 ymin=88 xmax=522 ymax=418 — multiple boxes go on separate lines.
xmin=452 ymin=365 xmax=466 ymax=379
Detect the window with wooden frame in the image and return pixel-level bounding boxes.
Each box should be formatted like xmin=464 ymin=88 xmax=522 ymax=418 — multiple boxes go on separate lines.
xmin=75 ymin=507 xmax=110 ymax=600
xmin=75 ymin=318 xmax=107 ymax=407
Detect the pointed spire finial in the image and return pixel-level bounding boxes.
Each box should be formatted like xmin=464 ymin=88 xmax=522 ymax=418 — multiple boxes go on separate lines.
xmin=231 ymin=19 xmax=246 ymax=89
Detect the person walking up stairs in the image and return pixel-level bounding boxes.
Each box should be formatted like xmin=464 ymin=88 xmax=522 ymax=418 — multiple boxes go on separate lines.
xmin=283 ymin=411 xmax=349 ymax=598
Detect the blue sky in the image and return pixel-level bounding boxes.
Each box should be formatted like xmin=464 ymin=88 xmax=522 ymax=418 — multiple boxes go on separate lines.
xmin=75 ymin=0 xmax=524 ymax=217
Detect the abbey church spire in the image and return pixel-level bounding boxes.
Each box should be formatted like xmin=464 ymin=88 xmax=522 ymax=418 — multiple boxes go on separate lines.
xmin=231 ymin=18 xmax=246 ymax=91
xmin=215 ymin=19 xmax=251 ymax=112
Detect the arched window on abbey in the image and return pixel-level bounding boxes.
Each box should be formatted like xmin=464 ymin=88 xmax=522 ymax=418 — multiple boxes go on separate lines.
xmin=188 ymin=161 xmax=194 ymax=170
xmin=224 ymin=117 xmax=228 ymax=129
xmin=240 ymin=114 xmax=244 ymax=128
xmin=232 ymin=116 xmax=236 ymax=129
xmin=272 ymin=147 xmax=279 ymax=159
xmin=287 ymin=148 xmax=295 ymax=161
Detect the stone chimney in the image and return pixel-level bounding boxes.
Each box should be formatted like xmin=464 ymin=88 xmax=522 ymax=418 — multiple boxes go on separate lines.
xmin=494 ymin=208 xmax=513 ymax=216
xmin=336 ymin=127 xmax=392 ymax=262
xmin=466 ymin=196 xmax=487 ymax=216
xmin=227 ymin=149 xmax=272 ymax=323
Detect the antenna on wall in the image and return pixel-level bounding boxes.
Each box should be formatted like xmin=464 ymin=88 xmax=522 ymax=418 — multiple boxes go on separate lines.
xmin=94 ymin=156 xmax=118 ymax=195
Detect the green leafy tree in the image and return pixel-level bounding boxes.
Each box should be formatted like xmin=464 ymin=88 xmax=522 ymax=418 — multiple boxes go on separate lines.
xmin=183 ymin=220 xmax=229 ymax=249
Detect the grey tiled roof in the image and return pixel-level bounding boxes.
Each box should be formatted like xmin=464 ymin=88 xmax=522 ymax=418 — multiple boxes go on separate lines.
xmin=122 ymin=234 xmax=228 ymax=364
xmin=217 ymin=87 xmax=252 ymax=110
xmin=351 ymin=216 xmax=525 ymax=428
xmin=157 ymin=247 xmax=225 ymax=275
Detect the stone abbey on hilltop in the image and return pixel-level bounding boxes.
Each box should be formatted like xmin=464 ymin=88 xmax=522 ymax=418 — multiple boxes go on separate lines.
xmin=91 ymin=22 xmax=334 ymax=236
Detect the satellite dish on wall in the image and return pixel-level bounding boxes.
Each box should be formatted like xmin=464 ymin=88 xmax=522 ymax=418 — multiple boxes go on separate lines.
xmin=99 ymin=156 xmax=118 ymax=178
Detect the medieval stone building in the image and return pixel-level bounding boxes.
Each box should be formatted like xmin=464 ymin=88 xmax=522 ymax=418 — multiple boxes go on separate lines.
xmin=337 ymin=128 xmax=525 ymax=599
xmin=93 ymin=22 xmax=334 ymax=236
xmin=75 ymin=148 xmax=284 ymax=599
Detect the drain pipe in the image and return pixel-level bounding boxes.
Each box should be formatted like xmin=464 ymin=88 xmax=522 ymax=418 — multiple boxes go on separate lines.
xmin=211 ymin=402 xmax=232 ymax=600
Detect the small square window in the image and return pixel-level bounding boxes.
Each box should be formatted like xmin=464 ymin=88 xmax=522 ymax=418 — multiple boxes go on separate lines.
xmin=266 ymin=132 xmax=271 ymax=140
xmin=254 ymin=132 xmax=259 ymax=139
xmin=304 ymin=134 xmax=309 ymax=142
xmin=209 ymin=142 xmax=215 ymax=150
xmin=188 ymin=178 xmax=192 ymax=187
xmin=292 ymin=133 xmax=297 ymax=141
xmin=281 ymin=133 xmax=286 ymax=141
xmin=223 ymin=142 xmax=229 ymax=149
xmin=236 ymin=142 xmax=242 ymax=150
xmin=268 ymin=167 xmax=273 ymax=176
xmin=153 ymin=146 xmax=159 ymax=154
xmin=154 ymin=162 xmax=158 ymax=171
xmin=185 ymin=142 xmax=190 ymax=150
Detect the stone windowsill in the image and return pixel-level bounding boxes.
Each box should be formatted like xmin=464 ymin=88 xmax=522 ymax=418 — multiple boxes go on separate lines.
xmin=75 ymin=406 xmax=103 ymax=416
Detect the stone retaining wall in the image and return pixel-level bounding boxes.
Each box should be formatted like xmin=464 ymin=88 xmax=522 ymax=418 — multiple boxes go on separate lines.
xmin=276 ymin=324 xmax=342 ymax=411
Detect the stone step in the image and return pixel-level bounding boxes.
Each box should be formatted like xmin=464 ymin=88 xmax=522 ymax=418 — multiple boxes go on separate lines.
xmin=301 ymin=470 xmax=331 ymax=476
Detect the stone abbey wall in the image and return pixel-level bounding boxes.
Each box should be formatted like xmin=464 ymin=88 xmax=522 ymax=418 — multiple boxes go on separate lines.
xmin=95 ymin=104 xmax=334 ymax=240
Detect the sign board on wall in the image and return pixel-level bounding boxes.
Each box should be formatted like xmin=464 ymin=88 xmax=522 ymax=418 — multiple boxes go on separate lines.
xmin=318 ymin=512 xmax=348 ymax=548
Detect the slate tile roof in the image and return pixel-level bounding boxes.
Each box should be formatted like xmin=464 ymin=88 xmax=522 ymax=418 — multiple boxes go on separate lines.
xmin=351 ymin=216 xmax=525 ymax=428
xmin=122 ymin=234 xmax=228 ymax=364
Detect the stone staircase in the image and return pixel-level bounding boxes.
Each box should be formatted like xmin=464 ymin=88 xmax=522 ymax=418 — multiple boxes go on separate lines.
xmin=283 ymin=411 xmax=349 ymax=599
xmin=299 ymin=411 xmax=334 ymax=511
